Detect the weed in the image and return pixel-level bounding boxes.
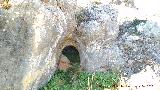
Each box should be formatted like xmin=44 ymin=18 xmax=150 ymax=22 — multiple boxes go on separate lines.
xmin=40 ymin=66 xmax=120 ymax=90
xmin=40 ymin=46 xmax=120 ymax=90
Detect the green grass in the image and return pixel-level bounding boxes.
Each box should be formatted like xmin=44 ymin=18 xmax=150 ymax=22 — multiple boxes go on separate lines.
xmin=40 ymin=64 xmax=120 ymax=90
xmin=40 ymin=46 xmax=120 ymax=90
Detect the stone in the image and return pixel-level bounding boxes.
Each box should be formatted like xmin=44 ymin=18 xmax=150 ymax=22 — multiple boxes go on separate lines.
xmin=75 ymin=4 xmax=125 ymax=71
xmin=41 ymin=0 xmax=49 ymax=3
xmin=56 ymin=0 xmax=77 ymax=32
xmin=0 ymin=1 xmax=67 ymax=90
xmin=119 ymin=65 xmax=160 ymax=90
xmin=117 ymin=19 xmax=160 ymax=89
xmin=0 ymin=0 xmax=160 ymax=90
xmin=58 ymin=54 xmax=71 ymax=71
xmin=118 ymin=20 xmax=160 ymax=76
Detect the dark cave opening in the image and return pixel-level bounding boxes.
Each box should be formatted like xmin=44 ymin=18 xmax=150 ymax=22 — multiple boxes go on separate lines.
xmin=57 ymin=45 xmax=81 ymax=71
xmin=61 ymin=45 xmax=80 ymax=64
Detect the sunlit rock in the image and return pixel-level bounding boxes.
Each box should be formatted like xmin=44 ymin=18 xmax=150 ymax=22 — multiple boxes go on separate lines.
xmin=0 ymin=2 xmax=67 ymax=90
xmin=75 ymin=4 xmax=125 ymax=71
xmin=119 ymin=65 xmax=160 ymax=90
xmin=0 ymin=0 xmax=160 ymax=90
xmin=118 ymin=20 xmax=160 ymax=75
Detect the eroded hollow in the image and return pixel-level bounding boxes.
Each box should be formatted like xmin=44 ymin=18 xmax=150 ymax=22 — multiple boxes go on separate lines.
xmin=62 ymin=45 xmax=80 ymax=63
xmin=58 ymin=45 xmax=80 ymax=71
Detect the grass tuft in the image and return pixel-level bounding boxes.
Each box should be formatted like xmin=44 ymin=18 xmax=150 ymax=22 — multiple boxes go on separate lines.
xmin=40 ymin=64 xmax=120 ymax=90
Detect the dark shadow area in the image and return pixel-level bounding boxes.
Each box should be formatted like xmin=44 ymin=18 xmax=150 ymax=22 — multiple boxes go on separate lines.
xmin=62 ymin=45 xmax=80 ymax=64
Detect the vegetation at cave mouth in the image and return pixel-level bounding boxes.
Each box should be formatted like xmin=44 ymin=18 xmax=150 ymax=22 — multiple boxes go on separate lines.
xmin=40 ymin=46 xmax=120 ymax=90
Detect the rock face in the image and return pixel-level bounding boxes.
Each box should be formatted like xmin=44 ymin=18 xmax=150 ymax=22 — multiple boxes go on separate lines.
xmin=0 ymin=1 xmax=67 ymax=90
xmin=58 ymin=54 xmax=71 ymax=71
xmin=118 ymin=20 xmax=160 ymax=89
xmin=75 ymin=4 xmax=125 ymax=71
xmin=118 ymin=20 xmax=160 ymax=76
xmin=0 ymin=0 xmax=160 ymax=90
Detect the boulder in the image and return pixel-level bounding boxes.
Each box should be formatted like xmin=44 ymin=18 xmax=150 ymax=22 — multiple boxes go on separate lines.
xmin=118 ymin=19 xmax=160 ymax=89
xmin=0 ymin=1 xmax=67 ymax=90
xmin=75 ymin=4 xmax=125 ymax=71
xmin=0 ymin=0 xmax=160 ymax=90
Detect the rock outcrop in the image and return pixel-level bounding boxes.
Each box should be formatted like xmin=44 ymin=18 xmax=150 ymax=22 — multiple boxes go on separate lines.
xmin=0 ymin=0 xmax=160 ymax=90
xmin=0 ymin=1 xmax=67 ymax=89
xmin=75 ymin=4 xmax=125 ymax=71
xmin=118 ymin=20 xmax=160 ymax=89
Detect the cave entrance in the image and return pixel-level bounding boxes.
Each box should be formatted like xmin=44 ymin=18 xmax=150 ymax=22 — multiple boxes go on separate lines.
xmin=58 ymin=45 xmax=80 ymax=71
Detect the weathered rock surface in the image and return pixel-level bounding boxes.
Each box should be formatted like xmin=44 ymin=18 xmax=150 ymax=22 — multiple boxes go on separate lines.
xmin=118 ymin=20 xmax=160 ymax=76
xmin=58 ymin=54 xmax=71 ymax=71
xmin=0 ymin=1 xmax=67 ymax=90
xmin=0 ymin=0 xmax=160 ymax=90
xmin=118 ymin=20 xmax=160 ymax=89
xmin=75 ymin=4 xmax=125 ymax=71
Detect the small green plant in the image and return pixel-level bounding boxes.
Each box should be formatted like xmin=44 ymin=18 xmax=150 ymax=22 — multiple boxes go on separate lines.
xmin=88 ymin=71 xmax=120 ymax=90
xmin=40 ymin=66 xmax=120 ymax=90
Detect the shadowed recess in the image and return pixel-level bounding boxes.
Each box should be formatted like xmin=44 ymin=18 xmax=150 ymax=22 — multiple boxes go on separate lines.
xmin=62 ymin=45 xmax=80 ymax=64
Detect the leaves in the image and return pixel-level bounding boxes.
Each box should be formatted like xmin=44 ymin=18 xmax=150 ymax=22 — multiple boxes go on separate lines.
xmin=40 ymin=69 xmax=120 ymax=90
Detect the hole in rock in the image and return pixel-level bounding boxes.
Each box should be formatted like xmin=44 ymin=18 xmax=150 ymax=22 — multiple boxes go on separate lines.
xmin=40 ymin=46 xmax=120 ymax=90
xmin=58 ymin=45 xmax=81 ymax=71
xmin=62 ymin=45 xmax=80 ymax=64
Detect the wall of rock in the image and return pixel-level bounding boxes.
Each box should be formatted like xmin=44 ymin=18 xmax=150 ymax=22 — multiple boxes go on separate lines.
xmin=0 ymin=1 xmax=67 ymax=89
xmin=0 ymin=0 xmax=160 ymax=90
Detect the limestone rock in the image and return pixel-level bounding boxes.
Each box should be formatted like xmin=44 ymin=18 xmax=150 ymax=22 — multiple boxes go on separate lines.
xmin=48 ymin=0 xmax=79 ymax=50
xmin=117 ymin=19 xmax=160 ymax=89
xmin=119 ymin=65 xmax=160 ymax=90
xmin=76 ymin=4 xmax=125 ymax=71
xmin=0 ymin=0 xmax=160 ymax=90
xmin=0 ymin=2 xmax=67 ymax=90
xmin=56 ymin=0 xmax=77 ymax=33
xmin=58 ymin=55 xmax=71 ymax=71
xmin=118 ymin=20 xmax=160 ymax=76
xmin=113 ymin=0 xmax=135 ymax=7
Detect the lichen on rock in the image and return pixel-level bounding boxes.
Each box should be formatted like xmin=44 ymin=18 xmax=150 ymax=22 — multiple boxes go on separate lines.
xmin=75 ymin=4 xmax=124 ymax=72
